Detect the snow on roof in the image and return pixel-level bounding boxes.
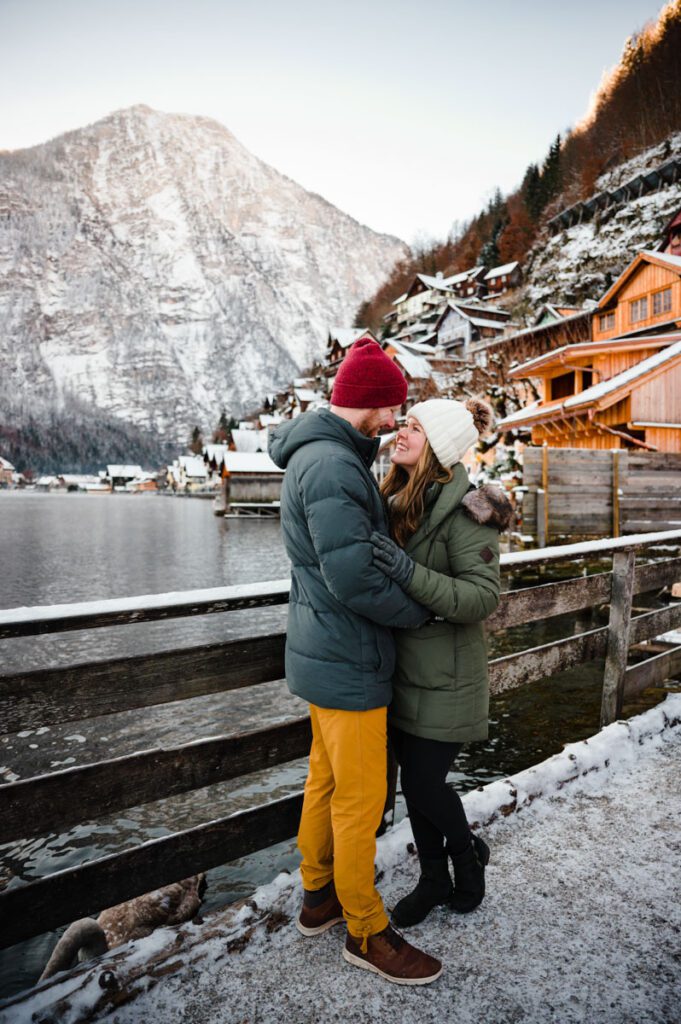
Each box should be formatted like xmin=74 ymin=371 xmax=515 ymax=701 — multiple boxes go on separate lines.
xmin=391 ymin=292 xmax=408 ymax=306
xmin=106 ymin=464 xmax=143 ymax=477
xmin=328 ymin=328 xmax=370 ymax=349
xmin=509 ymin=330 xmax=681 ymax=378
xmin=294 ymin=388 xmax=321 ymax=403
xmin=259 ymin=414 xmax=283 ymax=426
xmin=178 ymin=456 xmax=208 ymax=477
xmin=203 ymin=444 xmax=230 ymax=462
xmin=468 ymin=316 xmax=509 ymax=330
xmin=639 ymin=248 xmax=681 ymax=270
xmin=484 ymin=261 xmax=519 ymax=280
xmin=389 ymin=341 xmax=432 ymax=379
xmin=564 ymin=337 xmax=681 ymax=409
xmin=231 ymin=429 xmax=268 ymax=453
xmin=224 ymin=451 xmax=284 ymax=474
xmin=499 ymin=337 xmax=681 ymax=427
xmin=0 ymin=456 xmax=15 ymax=470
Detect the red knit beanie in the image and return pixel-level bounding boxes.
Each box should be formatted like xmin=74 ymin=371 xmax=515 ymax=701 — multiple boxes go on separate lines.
xmin=331 ymin=338 xmax=407 ymax=408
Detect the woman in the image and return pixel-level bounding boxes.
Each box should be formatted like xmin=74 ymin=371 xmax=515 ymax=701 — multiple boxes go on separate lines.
xmin=370 ymin=397 xmax=513 ymax=928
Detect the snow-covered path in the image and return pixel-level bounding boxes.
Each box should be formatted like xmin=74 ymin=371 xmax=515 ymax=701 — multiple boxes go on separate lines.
xmin=6 ymin=697 xmax=681 ymax=1024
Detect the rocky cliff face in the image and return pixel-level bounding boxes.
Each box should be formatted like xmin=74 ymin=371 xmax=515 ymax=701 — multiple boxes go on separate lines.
xmin=0 ymin=106 xmax=407 ymax=439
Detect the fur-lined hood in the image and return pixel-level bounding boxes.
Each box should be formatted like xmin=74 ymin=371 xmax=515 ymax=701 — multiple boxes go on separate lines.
xmin=461 ymin=484 xmax=514 ymax=532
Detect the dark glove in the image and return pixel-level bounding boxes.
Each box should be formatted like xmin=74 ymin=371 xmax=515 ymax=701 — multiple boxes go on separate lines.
xmin=370 ymin=531 xmax=416 ymax=588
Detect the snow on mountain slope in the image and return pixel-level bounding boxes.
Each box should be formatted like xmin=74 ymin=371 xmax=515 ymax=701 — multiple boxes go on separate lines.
xmin=524 ymin=133 xmax=681 ymax=309
xmin=0 ymin=106 xmax=407 ymax=439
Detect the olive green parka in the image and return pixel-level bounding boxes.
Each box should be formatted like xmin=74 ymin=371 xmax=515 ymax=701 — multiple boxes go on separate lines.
xmin=390 ymin=463 xmax=511 ymax=744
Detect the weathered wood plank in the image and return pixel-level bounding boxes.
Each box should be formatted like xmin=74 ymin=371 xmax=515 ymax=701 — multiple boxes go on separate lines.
xmin=600 ymin=550 xmax=636 ymax=726
xmin=628 ymin=602 xmax=681 ymax=643
xmin=0 ymin=580 xmax=291 ymax=640
xmin=0 ymin=717 xmax=312 ymax=845
xmin=623 ymin=520 xmax=681 ymax=534
xmin=633 ymin=556 xmax=681 ymax=592
xmin=488 ymin=626 xmax=609 ymax=695
xmin=487 ymin=573 xmax=612 ymax=631
xmin=0 ymin=633 xmax=286 ymax=733
xmin=0 ymin=792 xmax=305 ymax=949
xmin=623 ymin=646 xmax=681 ymax=698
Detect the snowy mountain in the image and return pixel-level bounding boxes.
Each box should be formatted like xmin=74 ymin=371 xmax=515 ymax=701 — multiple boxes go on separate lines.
xmin=524 ymin=133 xmax=681 ymax=309
xmin=0 ymin=106 xmax=407 ymax=440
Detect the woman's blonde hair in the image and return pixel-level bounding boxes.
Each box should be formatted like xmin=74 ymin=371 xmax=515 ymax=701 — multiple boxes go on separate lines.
xmin=380 ymin=438 xmax=452 ymax=547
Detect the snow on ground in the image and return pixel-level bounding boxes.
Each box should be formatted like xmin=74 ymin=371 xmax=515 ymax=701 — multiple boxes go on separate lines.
xmin=5 ymin=696 xmax=681 ymax=1024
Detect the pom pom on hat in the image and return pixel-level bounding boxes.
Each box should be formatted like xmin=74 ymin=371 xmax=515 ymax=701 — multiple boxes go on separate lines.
xmin=331 ymin=337 xmax=408 ymax=408
xmin=408 ymin=397 xmax=494 ymax=468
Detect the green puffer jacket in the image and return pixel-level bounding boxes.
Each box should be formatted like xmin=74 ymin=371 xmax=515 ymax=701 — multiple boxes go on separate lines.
xmin=269 ymin=409 xmax=427 ymax=712
xmin=390 ymin=463 xmax=511 ymax=743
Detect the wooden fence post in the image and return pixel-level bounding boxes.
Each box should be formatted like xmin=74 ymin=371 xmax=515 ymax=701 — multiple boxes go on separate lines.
xmin=541 ymin=444 xmax=549 ymax=543
xmin=536 ymin=489 xmax=546 ymax=548
xmin=600 ymin=548 xmax=636 ymax=727
xmin=612 ymin=449 xmax=620 ymax=538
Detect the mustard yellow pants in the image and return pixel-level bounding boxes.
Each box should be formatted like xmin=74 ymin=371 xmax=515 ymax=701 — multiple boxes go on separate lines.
xmin=298 ymin=704 xmax=390 ymax=943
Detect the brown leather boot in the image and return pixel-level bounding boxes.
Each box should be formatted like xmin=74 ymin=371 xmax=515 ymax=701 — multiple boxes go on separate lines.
xmin=296 ymin=881 xmax=344 ymax=936
xmin=343 ymin=924 xmax=442 ymax=985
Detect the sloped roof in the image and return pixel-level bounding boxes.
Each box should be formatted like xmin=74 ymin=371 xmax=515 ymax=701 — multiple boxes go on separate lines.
xmin=386 ymin=340 xmax=432 ymax=379
xmin=224 ymin=452 xmax=284 ymax=474
xmin=107 ymin=464 xmax=143 ymax=477
xmin=484 ymin=261 xmax=519 ymax=281
xmin=499 ymin=336 xmax=681 ymax=429
xmin=0 ymin=456 xmax=14 ymax=470
xmin=508 ymin=331 xmax=681 ymax=379
xmin=327 ymin=328 xmax=376 ymax=349
xmin=598 ymin=250 xmax=681 ymax=310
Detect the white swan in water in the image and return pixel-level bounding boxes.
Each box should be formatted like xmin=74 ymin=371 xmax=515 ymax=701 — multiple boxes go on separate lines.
xmin=40 ymin=874 xmax=207 ymax=980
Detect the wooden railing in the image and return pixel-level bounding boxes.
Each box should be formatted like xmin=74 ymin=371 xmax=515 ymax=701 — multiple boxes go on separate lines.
xmin=1 ymin=531 xmax=681 ymax=951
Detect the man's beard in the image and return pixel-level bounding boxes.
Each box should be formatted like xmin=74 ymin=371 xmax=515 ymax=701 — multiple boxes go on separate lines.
xmin=355 ymin=410 xmax=382 ymax=438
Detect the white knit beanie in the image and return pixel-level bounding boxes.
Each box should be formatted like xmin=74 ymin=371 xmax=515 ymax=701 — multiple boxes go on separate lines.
xmin=408 ymin=398 xmax=492 ymax=468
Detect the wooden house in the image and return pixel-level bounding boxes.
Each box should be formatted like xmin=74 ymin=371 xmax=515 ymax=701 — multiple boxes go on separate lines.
xmin=0 ymin=456 xmax=14 ymax=486
xmin=392 ymin=273 xmax=457 ymax=326
xmin=593 ymin=250 xmax=681 ymax=343
xmin=497 ymin=331 xmax=681 ymax=451
xmin=383 ymin=340 xmax=436 ymax=403
xmin=326 ymin=328 xmax=378 ymax=370
xmin=484 ymin=261 xmax=521 ymax=295
xmin=435 ymin=301 xmax=511 ymax=365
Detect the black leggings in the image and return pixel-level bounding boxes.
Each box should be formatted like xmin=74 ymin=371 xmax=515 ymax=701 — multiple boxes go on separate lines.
xmin=389 ymin=726 xmax=470 ymax=860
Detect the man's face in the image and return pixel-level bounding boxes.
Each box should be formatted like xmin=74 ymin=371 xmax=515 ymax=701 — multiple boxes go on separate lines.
xmin=356 ymin=406 xmax=401 ymax=437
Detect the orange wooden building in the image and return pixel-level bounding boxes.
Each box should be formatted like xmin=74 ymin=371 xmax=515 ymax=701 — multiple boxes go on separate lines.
xmin=593 ymin=250 xmax=681 ymax=342
xmin=498 ymin=331 xmax=681 ymax=451
xmin=498 ymin=246 xmax=681 ymax=451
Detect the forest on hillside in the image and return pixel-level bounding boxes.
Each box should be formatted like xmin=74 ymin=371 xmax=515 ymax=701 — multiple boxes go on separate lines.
xmin=356 ymin=0 xmax=681 ymax=332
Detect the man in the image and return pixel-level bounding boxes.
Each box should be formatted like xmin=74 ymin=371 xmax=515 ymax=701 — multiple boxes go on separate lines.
xmin=270 ymin=337 xmax=442 ymax=985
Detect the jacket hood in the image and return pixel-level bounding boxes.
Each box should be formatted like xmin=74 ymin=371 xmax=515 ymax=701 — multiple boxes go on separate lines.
xmin=407 ymin=465 xmax=513 ymax=550
xmin=269 ymin=409 xmax=380 ymax=469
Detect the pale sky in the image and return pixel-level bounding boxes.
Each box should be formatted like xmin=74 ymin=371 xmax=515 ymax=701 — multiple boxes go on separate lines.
xmin=0 ymin=0 xmax=669 ymax=243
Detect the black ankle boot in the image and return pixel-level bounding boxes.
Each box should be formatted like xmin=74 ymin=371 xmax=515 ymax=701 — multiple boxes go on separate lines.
xmin=448 ymin=833 xmax=490 ymax=914
xmin=392 ymin=857 xmax=454 ymax=928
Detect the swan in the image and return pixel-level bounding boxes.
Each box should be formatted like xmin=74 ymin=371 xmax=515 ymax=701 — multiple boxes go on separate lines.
xmin=40 ymin=874 xmax=207 ymax=980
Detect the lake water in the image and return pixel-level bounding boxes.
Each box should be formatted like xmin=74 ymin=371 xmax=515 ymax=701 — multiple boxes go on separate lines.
xmin=0 ymin=491 xmax=675 ymax=997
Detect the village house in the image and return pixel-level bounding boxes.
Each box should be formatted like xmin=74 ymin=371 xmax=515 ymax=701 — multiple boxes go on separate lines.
xmin=166 ymin=456 xmax=210 ymax=492
xmin=106 ymin=464 xmax=144 ymax=489
xmin=0 ymin=456 xmax=14 ymax=487
xmin=325 ymin=328 xmax=378 ymax=371
xmin=484 ymin=261 xmax=522 ymax=295
xmin=435 ymin=301 xmax=512 ymax=365
xmin=497 ymin=330 xmax=681 ymax=451
xmin=592 ymin=249 xmax=681 ymax=343
xmin=382 ymin=339 xmax=436 ymax=403
xmin=391 ymin=272 xmax=459 ymax=327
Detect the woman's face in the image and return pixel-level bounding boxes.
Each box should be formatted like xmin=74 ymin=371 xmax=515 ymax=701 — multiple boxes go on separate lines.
xmin=391 ymin=416 xmax=426 ymax=473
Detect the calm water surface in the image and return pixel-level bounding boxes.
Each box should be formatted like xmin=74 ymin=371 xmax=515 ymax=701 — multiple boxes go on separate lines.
xmin=0 ymin=491 xmax=675 ymax=997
